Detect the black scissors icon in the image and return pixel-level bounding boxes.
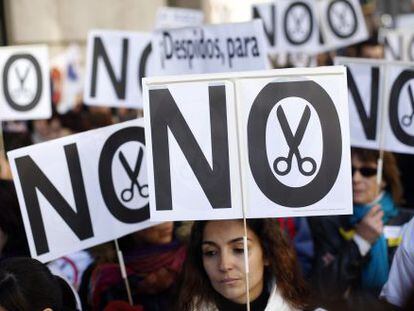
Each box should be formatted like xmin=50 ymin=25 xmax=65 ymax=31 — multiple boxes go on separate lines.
xmin=119 ymin=147 xmax=148 ymax=202
xmin=401 ymin=84 xmax=414 ymax=127
xmin=273 ymin=105 xmax=317 ymax=176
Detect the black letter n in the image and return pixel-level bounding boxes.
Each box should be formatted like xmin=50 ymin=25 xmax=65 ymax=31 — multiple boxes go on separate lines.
xmin=149 ymin=85 xmax=231 ymax=211
xmin=14 ymin=144 xmax=93 ymax=255
xmin=90 ymin=37 xmax=128 ymax=99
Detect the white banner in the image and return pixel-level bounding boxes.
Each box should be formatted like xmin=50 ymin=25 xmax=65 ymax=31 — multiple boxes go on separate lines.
xmin=252 ymin=0 xmax=368 ymax=54
xmin=0 ymin=45 xmax=51 ymax=121
xmin=143 ymin=66 xmax=352 ymax=221
xmin=8 ymin=119 xmax=155 ymax=263
xmin=155 ymin=7 xmax=204 ymax=29
xmin=83 ymin=30 xmax=152 ymax=109
xmin=379 ymin=28 xmax=414 ymax=62
xmin=336 ymin=57 xmax=414 ymax=154
xmin=151 ymin=20 xmax=270 ymax=75
xmin=318 ymin=0 xmax=368 ymax=51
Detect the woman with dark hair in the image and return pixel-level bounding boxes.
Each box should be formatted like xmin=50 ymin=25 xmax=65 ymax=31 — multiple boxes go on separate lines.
xmin=175 ymin=219 xmax=311 ymax=311
xmin=309 ymin=147 xmax=411 ymax=310
xmin=0 ymin=257 xmax=78 ymax=311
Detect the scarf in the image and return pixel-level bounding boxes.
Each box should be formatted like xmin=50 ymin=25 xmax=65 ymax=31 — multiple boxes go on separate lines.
xmin=91 ymin=239 xmax=186 ymax=310
xmin=350 ymin=192 xmax=398 ymax=289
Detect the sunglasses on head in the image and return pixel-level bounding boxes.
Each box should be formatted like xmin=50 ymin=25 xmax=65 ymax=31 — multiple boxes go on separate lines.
xmin=352 ymin=166 xmax=377 ymax=177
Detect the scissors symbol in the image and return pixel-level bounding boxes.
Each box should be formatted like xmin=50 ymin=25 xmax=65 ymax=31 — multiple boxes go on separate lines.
xmin=401 ymin=84 xmax=414 ymax=127
xmin=273 ymin=105 xmax=317 ymax=176
xmin=119 ymin=147 xmax=148 ymax=202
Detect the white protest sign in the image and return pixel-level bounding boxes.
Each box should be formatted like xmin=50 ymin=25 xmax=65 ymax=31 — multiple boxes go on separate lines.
xmin=252 ymin=0 xmax=320 ymax=54
xmin=151 ymin=20 xmax=270 ymax=75
xmin=336 ymin=57 xmax=414 ymax=154
xmin=155 ymin=7 xmax=204 ymax=29
xmin=8 ymin=119 xmax=155 ymax=263
xmin=317 ymin=0 xmax=368 ymax=51
xmin=0 ymin=45 xmax=51 ymax=121
xmin=383 ymin=62 xmax=414 ymax=154
xmin=277 ymin=0 xmax=320 ymax=53
xmin=335 ymin=57 xmax=382 ymax=150
xmin=83 ymin=30 xmax=152 ymax=109
xmin=143 ymin=66 xmax=352 ymax=221
xmin=379 ymin=28 xmax=414 ymax=62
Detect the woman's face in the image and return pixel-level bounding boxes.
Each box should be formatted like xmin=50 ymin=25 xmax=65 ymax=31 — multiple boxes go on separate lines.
xmin=201 ymin=220 xmax=266 ymax=304
xmin=352 ymin=154 xmax=383 ymax=204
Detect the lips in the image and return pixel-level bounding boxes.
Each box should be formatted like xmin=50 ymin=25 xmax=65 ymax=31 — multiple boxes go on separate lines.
xmin=220 ymin=277 xmax=241 ymax=285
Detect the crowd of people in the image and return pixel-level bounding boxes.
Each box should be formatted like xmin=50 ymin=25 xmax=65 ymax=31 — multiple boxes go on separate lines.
xmin=1 ymin=2 xmax=414 ymax=311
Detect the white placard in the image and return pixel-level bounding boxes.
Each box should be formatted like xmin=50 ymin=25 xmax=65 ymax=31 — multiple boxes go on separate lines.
xmin=8 ymin=119 xmax=155 ymax=263
xmin=0 ymin=45 xmax=51 ymax=121
xmin=335 ymin=57 xmax=383 ymax=149
xmin=383 ymin=63 xmax=414 ymax=154
xmin=252 ymin=1 xmax=320 ymax=54
xmin=155 ymin=7 xmax=204 ymax=29
xmin=336 ymin=56 xmax=414 ymax=154
xmin=143 ymin=66 xmax=352 ymax=221
xmin=318 ymin=0 xmax=368 ymax=51
xmin=83 ymin=30 xmax=152 ymax=109
xmin=151 ymin=20 xmax=270 ymax=76
xmin=277 ymin=0 xmax=320 ymax=53
xmin=379 ymin=28 xmax=414 ymax=62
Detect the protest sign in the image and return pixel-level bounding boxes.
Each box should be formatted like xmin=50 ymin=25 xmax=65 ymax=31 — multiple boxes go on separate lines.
xmin=8 ymin=119 xmax=154 ymax=263
xmin=83 ymin=30 xmax=152 ymax=109
xmin=252 ymin=0 xmax=368 ymax=54
xmin=252 ymin=0 xmax=320 ymax=54
xmin=155 ymin=7 xmax=204 ymax=29
xmin=317 ymin=0 xmax=368 ymax=51
xmin=336 ymin=57 xmax=414 ymax=154
xmin=151 ymin=20 xmax=270 ymax=75
xmin=379 ymin=28 xmax=414 ymax=62
xmin=0 ymin=45 xmax=51 ymax=121
xmin=143 ymin=66 xmax=352 ymax=221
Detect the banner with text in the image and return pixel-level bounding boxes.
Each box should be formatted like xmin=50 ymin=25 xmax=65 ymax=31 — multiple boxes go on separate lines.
xmin=143 ymin=67 xmax=352 ymax=221
xmin=336 ymin=57 xmax=414 ymax=154
xmin=8 ymin=119 xmax=155 ymax=262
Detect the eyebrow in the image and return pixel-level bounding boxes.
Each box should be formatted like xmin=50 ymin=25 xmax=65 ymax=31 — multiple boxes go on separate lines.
xmin=202 ymin=237 xmax=251 ymax=246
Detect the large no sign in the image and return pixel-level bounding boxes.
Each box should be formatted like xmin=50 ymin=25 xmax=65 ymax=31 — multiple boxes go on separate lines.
xmin=143 ymin=67 xmax=352 ymax=221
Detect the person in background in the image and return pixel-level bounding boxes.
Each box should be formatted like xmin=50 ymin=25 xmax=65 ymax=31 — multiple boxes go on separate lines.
xmin=381 ymin=217 xmax=414 ymax=308
xmin=0 ymin=257 xmax=79 ymax=311
xmin=83 ymin=222 xmax=186 ymax=311
xmin=174 ymin=219 xmax=311 ymax=311
xmin=0 ymin=179 xmax=29 ymax=259
xmin=309 ymin=148 xmax=411 ymax=310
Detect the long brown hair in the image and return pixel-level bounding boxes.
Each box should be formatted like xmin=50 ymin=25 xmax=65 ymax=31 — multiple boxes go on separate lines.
xmin=351 ymin=147 xmax=403 ymax=204
xmin=175 ymin=219 xmax=310 ymax=310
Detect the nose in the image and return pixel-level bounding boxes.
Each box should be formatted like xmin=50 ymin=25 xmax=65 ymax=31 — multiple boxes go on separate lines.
xmin=352 ymin=169 xmax=363 ymax=183
xmin=218 ymin=253 xmax=233 ymax=272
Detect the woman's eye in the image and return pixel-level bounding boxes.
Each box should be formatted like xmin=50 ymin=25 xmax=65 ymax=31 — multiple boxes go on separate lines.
xmin=202 ymin=250 xmax=217 ymax=257
xmin=233 ymin=248 xmax=245 ymax=254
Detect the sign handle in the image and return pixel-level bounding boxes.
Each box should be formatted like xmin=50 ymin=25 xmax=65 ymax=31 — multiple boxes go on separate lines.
xmin=0 ymin=122 xmax=6 ymax=177
xmin=114 ymin=239 xmax=134 ymax=306
xmin=242 ymin=217 xmax=251 ymax=311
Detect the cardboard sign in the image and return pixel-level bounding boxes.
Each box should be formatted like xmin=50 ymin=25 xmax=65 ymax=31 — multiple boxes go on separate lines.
xmin=83 ymin=30 xmax=152 ymax=109
xmin=253 ymin=0 xmax=368 ymax=54
xmin=336 ymin=57 xmax=414 ymax=154
xmin=8 ymin=119 xmax=155 ymax=263
xmin=379 ymin=28 xmax=414 ymax=62
xmin=318 ymin=0 xmax=368 ymax=51
xmin=252 ymin=0 xmax=320 ymax=54
xmin=155 ymin=7 xmax=204 ymax=29
xmin=151 ymin=20 xmax=270 ymax=75
xmin=143 ymin=66 xmax=352 ymax=221
xmin=0 ymin=45 xmax=51 ymax=121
